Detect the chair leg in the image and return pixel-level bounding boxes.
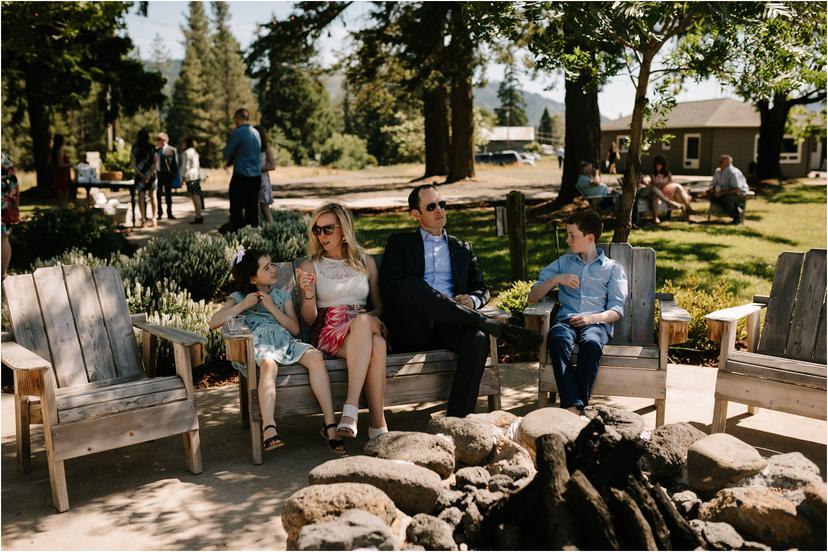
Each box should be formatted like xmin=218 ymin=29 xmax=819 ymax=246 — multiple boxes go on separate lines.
xmin=487 ymin=394 xmax=502 ymax=411
xmin=711 ymin=399 xmax=728 ymax=433
xmin=248 ymin=380 xmax=262 ymax=465
xmin=538 ymin=391 xmax=548 ymax=408
xmin=15 ymin=395 xmax=32 ymax=474
xmin=654 ymin=399 xmax=666 ymax=427
xmin=239 ymin=375 xmax=250 ymax=429
xmin=46 ymin=449 xmax=69 ymax=513
xmin=746 ymin=405 xmax=758 ymax=415
xmin=182 ymin=429 xmax=203 ymax=474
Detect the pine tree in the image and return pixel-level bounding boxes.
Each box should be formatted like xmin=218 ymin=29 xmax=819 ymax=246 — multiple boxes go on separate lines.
xmin=537 ymin=107 xmax=553 ymax=143
xmin=166 ymin=2 xmax=213 ymax=163
xmin=208 ymin=1 xmax=258 ymax=163
xmin=495 ymin=65 xmax=528 ymax=127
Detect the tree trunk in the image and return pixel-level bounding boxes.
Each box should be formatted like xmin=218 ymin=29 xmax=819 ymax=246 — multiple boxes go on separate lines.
xmin=423 ymin=86 xmax=450 ymax=177
xmin=756 ymin=94 xmax=790 ymax=182
xmin=25 ymin=68 xmax=52 ymax=190
xmin=553 ymin=71 xmax=601 ymax=208
xmin=613 ymin=51 xmax=655 ymax=243
xmin=445 ymin=7 xmax=475 ymax=183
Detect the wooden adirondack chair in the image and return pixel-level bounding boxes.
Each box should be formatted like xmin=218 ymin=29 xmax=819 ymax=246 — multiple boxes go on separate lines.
xmin=2 ymin=265 xmax=205 ymax=512
xmin=523 ymin=243 xmax=690 ymax=426
xmin=223 ymin=256 xmax=506 ymax=464
xmin=706 ymin=249 xmax=827 ymax=433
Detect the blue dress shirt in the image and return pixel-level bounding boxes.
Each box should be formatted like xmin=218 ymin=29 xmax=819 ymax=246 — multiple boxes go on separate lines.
xmin=223 ymin=124 xmax=262 ymax=177
xmin=711 ymin=165 xmax=749 ymax=195
xmin=532 ymin=249 xmax=628 ymax=336
xmin=419 ymin=228 xmax=483 ymax=309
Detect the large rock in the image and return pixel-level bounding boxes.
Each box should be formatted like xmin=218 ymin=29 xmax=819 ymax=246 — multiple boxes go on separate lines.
xmin=699 ymin=486 xmax=811 ymax=549
xmin=364 ymin=431 xmax=456 ymax=479
xmin=737 ymin=452 xmax=824 ymax=495
xmin=427 ymin=417 xmax=498 ymax=466
xmin=466 ymin=410 xmax=518 ymax=429
xmin=405 ymin=513 xmax=458 ymax=551
xmin=582 ymin=405 xmax=645 ymax=441
xmin=485 ymin=437 xmax=535 ymax=478
xmin=797 ymin=483 xmax=827 ymax=550
xmin=699 ymin=521 xmax=745 ymax=551
xmin=295 ymin=509 xmax=397 ymax=551
xmin=516 ymin=407 xmax=588 ymax=460
xmin=687 ymin=434 xmax=767 ymax=493
xmin=455 ymin=467 xmax=490 ymax=489
xmin=308 ymin=456 xmax=443 ymax=515
xmin=283 ymin=483 xmax=397 ymax=548
xmin=645 ymin=422 xmax=707 ymax=480
xmin=672 ymin=489 xmax=702 ymax=518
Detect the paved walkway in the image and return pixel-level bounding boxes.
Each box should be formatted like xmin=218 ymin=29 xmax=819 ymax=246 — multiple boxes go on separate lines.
xmin=2 ymin=363 xmax=824 ymax=550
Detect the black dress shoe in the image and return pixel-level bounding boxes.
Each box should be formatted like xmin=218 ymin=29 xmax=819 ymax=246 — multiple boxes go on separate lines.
xmin=167 ymin=213 xmax=177 ymax=220
xmin=500 ymin=324 xmax=543 ymax=352
xmin=189 ymin=217 xmax=204 ymax=224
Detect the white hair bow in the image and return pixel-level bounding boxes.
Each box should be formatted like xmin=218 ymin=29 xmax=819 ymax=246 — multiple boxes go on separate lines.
xmin=231 ymin=247 xmax=246 ymax=267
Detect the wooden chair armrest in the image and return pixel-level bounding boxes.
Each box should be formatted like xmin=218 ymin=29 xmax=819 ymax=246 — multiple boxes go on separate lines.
xmin=132 ymin=320 xmax=207 ymax=347
xmin=480 ymin=305 xmax=509 ymax=322
xmin=522 ymin=299 xmax=556 ymax=320
xmin=220 ymin=327 xmax=254 ymax=341
xmin=705 ymin=302 xmax=766 ymax=345
xmin=523 ymin=299 xmax=556 ymax=363
xmin=705 ymin=302 xmax=766 ymax=323
xmin=1 ymin=341 xmax=51 ymax=372
xmin=657 ymin=298 xmax=690 ymax=347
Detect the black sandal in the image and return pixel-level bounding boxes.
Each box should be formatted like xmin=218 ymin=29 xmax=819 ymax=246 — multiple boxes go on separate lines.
xmin=262 ymin=424 xmax=284 ymax=451
xmin=321 ymin=423 xmax=346 ymax=455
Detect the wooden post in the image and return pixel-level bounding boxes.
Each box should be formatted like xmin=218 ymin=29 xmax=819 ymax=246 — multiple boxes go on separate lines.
xmin=506 ymin=191 xmax=527 ymax=281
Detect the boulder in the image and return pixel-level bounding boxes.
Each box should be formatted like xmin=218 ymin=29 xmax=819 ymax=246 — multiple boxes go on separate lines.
xmin=472 ymin=488 xmax=504 ymax=512
xmin=364 ymin=431 xmax=456 ymax=479
xmin=466 ymin=410 xmax=518 ymax=429
xmin=437 ymin=506 xmax=463 ymax=529
xmin=699 ymin=486 xmax=810 ymax=549
xmin=455 ymin=467 xmax=490 ymax=489
xmin=516 ymin=407 xmax=588 ymax=460
xmin=700 ymin=521 xmax=745 ymax=551
xmin=672 ymin=489 xmax=702 ymax=518
xmin=435 ymin=489 xmax=465 ymax=511
xmin=738 ymin=452 xmax=824 ymax=493
xmin=797 ymin=483 xmax=827 ymax=550
xmin=461 ymin=501 xmax=484 ymax=543
xmin=488 ymin=474 xmax=516 ymax=493
xmin=645 ymin=422 xmax=707 ymax=480
xmin=687 ymin=434 xmax=767 ymax=493
xmin=295 ymin=509 xmax=397 ymax=551
xmin=582 ymin=405 xmax=645 ymax=441
xmin=427 ymin=417 xmax=498 ymax=466
xmin=283 ymin=483 xmax=397 ymax=549
xmin=405 ymin=513 xmax=458 ymax=551
xmin=308 ymin=456 xmax=443 ymax=515
xmin=485 ymin=437 xmax=535 ymax=477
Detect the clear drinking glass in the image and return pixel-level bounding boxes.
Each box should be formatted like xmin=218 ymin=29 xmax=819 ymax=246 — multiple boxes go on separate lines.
xmin=227 ymin=315 xmax=245 ymax=334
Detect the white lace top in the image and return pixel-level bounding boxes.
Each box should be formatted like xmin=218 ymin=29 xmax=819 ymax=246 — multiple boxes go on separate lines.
xmin=313 ymin=256 xmax=370 ymax=308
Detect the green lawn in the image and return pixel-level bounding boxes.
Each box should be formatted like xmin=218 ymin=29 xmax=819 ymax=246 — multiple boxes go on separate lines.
xmin=356 ymin=184 xmax=826 ymax=304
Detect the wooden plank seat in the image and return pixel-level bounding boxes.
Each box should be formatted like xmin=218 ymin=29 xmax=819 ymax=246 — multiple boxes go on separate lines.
xmin=523 ymin=243 xmax=690 ymax=427
xmin=222 ymin=257 xmax=506 ymax=465
xmin=2 ymin=265 xmax=205 ymax=512
xmin=706 ymin=249 xmax=827 ymax=432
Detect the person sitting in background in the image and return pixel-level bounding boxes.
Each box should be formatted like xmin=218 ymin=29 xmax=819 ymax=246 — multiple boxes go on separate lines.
xmin=650 ymin=155 xmax=693 ymax=222
xmin=576 ymin=161 xmax=616 ymax=210
xmin=709 ymin=154 xmax=749 ymax=224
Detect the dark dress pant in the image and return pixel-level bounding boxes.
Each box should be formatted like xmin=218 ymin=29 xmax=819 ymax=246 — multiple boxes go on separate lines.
xmin=229 ymin=173 xmax=261 ymax=229
xmin=710 ymin=193 xmax=746 ymax=222
xmin=156 ymin=175 xmax=173 ymax=216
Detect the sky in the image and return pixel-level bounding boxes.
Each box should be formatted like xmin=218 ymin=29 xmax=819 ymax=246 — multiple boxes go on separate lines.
xmin=125 ymin=0 xmax=738 ymax=121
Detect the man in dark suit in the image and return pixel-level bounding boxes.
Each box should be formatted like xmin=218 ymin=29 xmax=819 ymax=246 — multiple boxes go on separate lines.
xmin=380 ymin=184 xmax=542 ymax=417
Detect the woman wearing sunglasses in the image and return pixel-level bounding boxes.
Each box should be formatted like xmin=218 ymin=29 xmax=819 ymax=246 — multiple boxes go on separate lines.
xmin=296 ymin=203 xmax=388 ymax=439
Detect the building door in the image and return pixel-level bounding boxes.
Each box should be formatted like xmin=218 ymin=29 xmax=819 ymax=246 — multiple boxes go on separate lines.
xmin=683 ymin=134 xmax=701 ymax=170
xmin=809 ymin=138 xmax=824 ymax=171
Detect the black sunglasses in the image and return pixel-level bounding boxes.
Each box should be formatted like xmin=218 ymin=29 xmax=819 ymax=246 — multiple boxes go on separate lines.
xmin=312 ymin=224 xmax=341 ymax=236
xmin=422 ymin=200 xmax=447 ymax=212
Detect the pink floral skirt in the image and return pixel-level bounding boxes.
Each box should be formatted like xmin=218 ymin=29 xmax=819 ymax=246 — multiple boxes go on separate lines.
xmin=312 ymin=305 xmax=363 ymax=356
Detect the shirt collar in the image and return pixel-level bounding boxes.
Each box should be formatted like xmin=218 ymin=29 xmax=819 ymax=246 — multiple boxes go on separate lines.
xmin=420 ymin=228 xmax=447 ymax=242
xmin=570 ymin=248 xmax=607 ymax=266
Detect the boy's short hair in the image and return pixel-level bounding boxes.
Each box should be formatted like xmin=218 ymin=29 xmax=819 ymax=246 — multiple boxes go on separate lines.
xmin=408 ymin=183 xmax=438 ymax=211
xmin=234 ymin=108 xmax=250 ymax=121
xmin=567 ymin=210 xmax=603 ymax=242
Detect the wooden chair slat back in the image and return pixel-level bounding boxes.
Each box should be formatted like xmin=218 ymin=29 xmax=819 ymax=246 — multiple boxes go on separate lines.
xmin=757 ymin=251 xmax=805 ymax=357
xmin=32 ymin=266 xmax=89 ymax=387
xmin=63 ymin=265 xmax=118 ymax=382
xmin=92 ymin=267 xmax=144 ymax=378
xmin=4 ymin=273 xmax=55 ymax=366
xmin=606 ymin=244 xmax=656 ymax=345
xmin=606 ymin=243 xmax=632 ymax=343
xmin=814 ymin=301 xmax=827 ymax=365
xmin=784 ymin=249 xmax=827 ymax=362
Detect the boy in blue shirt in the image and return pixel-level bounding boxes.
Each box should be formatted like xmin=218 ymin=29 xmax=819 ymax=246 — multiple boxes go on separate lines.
xmin=527 ymin=210 xmax=628 ymax=413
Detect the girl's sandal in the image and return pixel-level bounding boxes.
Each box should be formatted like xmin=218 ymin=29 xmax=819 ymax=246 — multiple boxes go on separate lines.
xmin=321 ymin=423 xmax=346 ymax=455
xmin=262 ymin=424 xmax=284 ymax=451
xmin=337 ymin=404 xmax=359 ymax=438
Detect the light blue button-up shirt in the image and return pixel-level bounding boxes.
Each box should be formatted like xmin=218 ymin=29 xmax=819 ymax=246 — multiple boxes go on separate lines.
xmin=223 ymin=124 xmax=261 ymax=177
xmin=711 ymin=165 xmax=749 ymax=195
xmin=420 ymin=228 xmax=483 ymax=309
xmin=532 ymin=249 xmax=628 ymax=336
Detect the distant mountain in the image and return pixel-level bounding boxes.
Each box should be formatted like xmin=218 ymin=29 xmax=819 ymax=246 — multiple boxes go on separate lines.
xmin=473 ymin=81 xmax=566 ymax=127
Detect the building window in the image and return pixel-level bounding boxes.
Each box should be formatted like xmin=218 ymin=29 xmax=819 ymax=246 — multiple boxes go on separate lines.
xmin=617 ymin=135 xmax=630 ymax=153
xmin=661 ymin=137 xmax=671 ymax=151
xmin=683 ymin=133 xmax=701 ymax=169
xmin=780 ymin=136 xmax=802 ymax=164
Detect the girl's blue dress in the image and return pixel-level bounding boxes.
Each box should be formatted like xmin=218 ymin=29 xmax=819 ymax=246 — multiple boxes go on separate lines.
xmin=229 ymin=288 xmax=311 ymax=377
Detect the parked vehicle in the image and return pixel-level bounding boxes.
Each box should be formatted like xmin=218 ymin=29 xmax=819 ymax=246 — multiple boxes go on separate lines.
xmin=475 ymin=151 xmax=521 ymax=166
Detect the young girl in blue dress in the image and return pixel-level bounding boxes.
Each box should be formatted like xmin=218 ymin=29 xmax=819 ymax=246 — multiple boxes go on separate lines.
xmin=209 ymin=248 xmax=344 ymax=454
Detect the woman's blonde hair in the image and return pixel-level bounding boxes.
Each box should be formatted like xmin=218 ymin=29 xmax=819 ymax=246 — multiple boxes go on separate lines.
xmin=307 ymin=202 xmax=367 ymax=272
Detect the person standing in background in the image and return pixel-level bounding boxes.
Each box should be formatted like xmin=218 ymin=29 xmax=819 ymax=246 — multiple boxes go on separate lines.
xmin=50 ymin=134 xmax=72 ymax=207
xmin=223 ymin=108 xmax=262 ymax=229
xmin=2 ymin=153 xmax=20 ymax=277
xmin=182 ymin=137 xmax=204 ymax=224
xmin=556 ymin=145 xmax=565 ymax=170
xmin=130 ymin=129 xmax=157 ymax=228
xmin=155 ymin=132 xmax=178 ymax=220
xmin=255 ymin=125 xmax=275 ymax=225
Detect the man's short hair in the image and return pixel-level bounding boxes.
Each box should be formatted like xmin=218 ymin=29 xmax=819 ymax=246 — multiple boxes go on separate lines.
xmin=408 ymin=183 xmax=438 ymax=211
xmin=156 ymin=132 xmax=169 ymax=142
xmin=566 ymin=210 xmax=603 ymax=242
xmin=579 ymin=160 xmax=592 ymax=174
xmin=720 ymin=154 xmax=733 ymax=162
xmin=234 ymin=108 xmax=250 ymax=121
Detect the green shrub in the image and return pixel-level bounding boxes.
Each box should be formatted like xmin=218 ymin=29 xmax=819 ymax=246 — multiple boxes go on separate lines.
xmin=497 ymin=280 xmax=534 ymax=315
xmin=30 ymin=247 xmax=125 ymax=272
xmin=103 ymin=142 xmax=133 ymax=178
xmin=224 ymin=209 xmax=307 ymax=263
xmin=121 ymin=231 xmax=232 ymax=302
xmin=660 ymin=275 xmax=747 ymax=354
xmin=319 ymin=132 xmax=377 ymax=170
xmin=8 ymin=207 xmax=131 ymax=271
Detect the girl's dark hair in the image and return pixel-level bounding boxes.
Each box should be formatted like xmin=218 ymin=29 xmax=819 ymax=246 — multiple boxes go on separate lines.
xmin=653 ymin=155 xmax=670 ymax=176
xmin=232 ymin=249 xmax=267 ymax=295
xmin=135 ymin=129 xmax=152 ymax=159
xmin=254 ymin=125 xmax=268 ymax=152
xmin=184 ymin=136 xmax=195 ymax=150
xmin=50 ymin=134 xmax=65 ymax=165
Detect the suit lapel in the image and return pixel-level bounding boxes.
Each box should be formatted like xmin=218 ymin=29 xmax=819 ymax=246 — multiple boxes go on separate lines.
xmin=447 ymin=235 xmax=464 ymax=292
xmin=413 ymin=229 xmax=425 ymax=277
